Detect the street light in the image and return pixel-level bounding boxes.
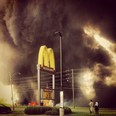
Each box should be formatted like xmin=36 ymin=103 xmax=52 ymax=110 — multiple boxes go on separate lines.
xmin=54 ymin=31 xmax=63 ymax=90
xmin=54 ymin=31 xmax=64 ymax=116
xmin=10 ymin=72 xmax=21 ymax=111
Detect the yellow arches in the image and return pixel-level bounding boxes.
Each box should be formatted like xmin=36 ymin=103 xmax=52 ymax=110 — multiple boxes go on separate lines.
xmin=38 ymin=45 xmax=55 ymax=70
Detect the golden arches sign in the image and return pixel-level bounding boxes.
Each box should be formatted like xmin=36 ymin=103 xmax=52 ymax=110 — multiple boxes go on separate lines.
xmin=38 ymin=45 xmax=55 ymax=71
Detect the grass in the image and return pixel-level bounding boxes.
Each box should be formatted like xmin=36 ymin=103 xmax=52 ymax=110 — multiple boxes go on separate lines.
xmin=12 ymin=106 xmax=116 ymax=116
xmin=68 ymin=107 xmax=116 ymax=116
xmin=68 ymin=112 xmax=116 ymax=116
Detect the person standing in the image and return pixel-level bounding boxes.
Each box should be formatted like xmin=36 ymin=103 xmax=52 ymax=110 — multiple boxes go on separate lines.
xmin=89 ymin=99 xmax=94 ymax=114
xmin=94 ymin=101 xmax=99 ymax=114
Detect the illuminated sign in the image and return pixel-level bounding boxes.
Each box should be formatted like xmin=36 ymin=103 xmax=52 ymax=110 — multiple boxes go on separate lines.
xmin=38 ymin=45 xmax=55 ymax=71
xmin=41 ymin=89 xmax=54 ymax=99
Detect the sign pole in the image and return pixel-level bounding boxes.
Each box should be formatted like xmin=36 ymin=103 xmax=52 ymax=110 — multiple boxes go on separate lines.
xmin=37 ymin=64 xmax=41 ymax=106
xmin=52 ymin=74 xmax=55 ymax=106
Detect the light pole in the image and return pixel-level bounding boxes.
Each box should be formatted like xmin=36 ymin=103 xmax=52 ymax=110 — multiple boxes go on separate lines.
xmin=10 ymin=72 xmax=21 ymax=111
xmin=55 ymin=31 xmax=64 ymax=116
xmin=55 ymin=32 xmax=63 ymax=90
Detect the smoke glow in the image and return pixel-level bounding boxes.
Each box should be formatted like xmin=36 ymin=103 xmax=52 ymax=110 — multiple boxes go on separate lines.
xmin=78 ymin=69 xmax=96 ymax=99
xmin=0 ymin=82 xmax=19 ymax=104
xmin=83 ymin=25 xmax=116 ymax=87
xmin=84 ymin=25 xmax=116 ymax=65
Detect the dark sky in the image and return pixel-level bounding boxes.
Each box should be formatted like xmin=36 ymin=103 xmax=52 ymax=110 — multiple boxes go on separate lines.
xmin=0 ymin=0 xmax=116 ymax=107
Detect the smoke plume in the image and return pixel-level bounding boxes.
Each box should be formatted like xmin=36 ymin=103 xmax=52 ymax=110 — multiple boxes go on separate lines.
xmin=0 ymin=0 xmax=116 ymax=107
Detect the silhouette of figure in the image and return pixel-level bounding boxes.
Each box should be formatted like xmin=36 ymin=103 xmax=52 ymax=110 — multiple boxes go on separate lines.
xmin=89 ymin=99 xmax=94 ymax=114
xmin=95 ymin=101 xmax=99 ymax=114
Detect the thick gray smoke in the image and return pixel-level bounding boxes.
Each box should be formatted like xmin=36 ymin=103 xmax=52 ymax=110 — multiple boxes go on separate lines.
xmin=0 ymin=0 xmax=116 ymax=107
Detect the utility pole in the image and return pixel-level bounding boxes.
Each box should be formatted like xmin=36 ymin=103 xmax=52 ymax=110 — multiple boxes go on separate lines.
xmin=10 ymin=72 xmax=21 ymax=111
